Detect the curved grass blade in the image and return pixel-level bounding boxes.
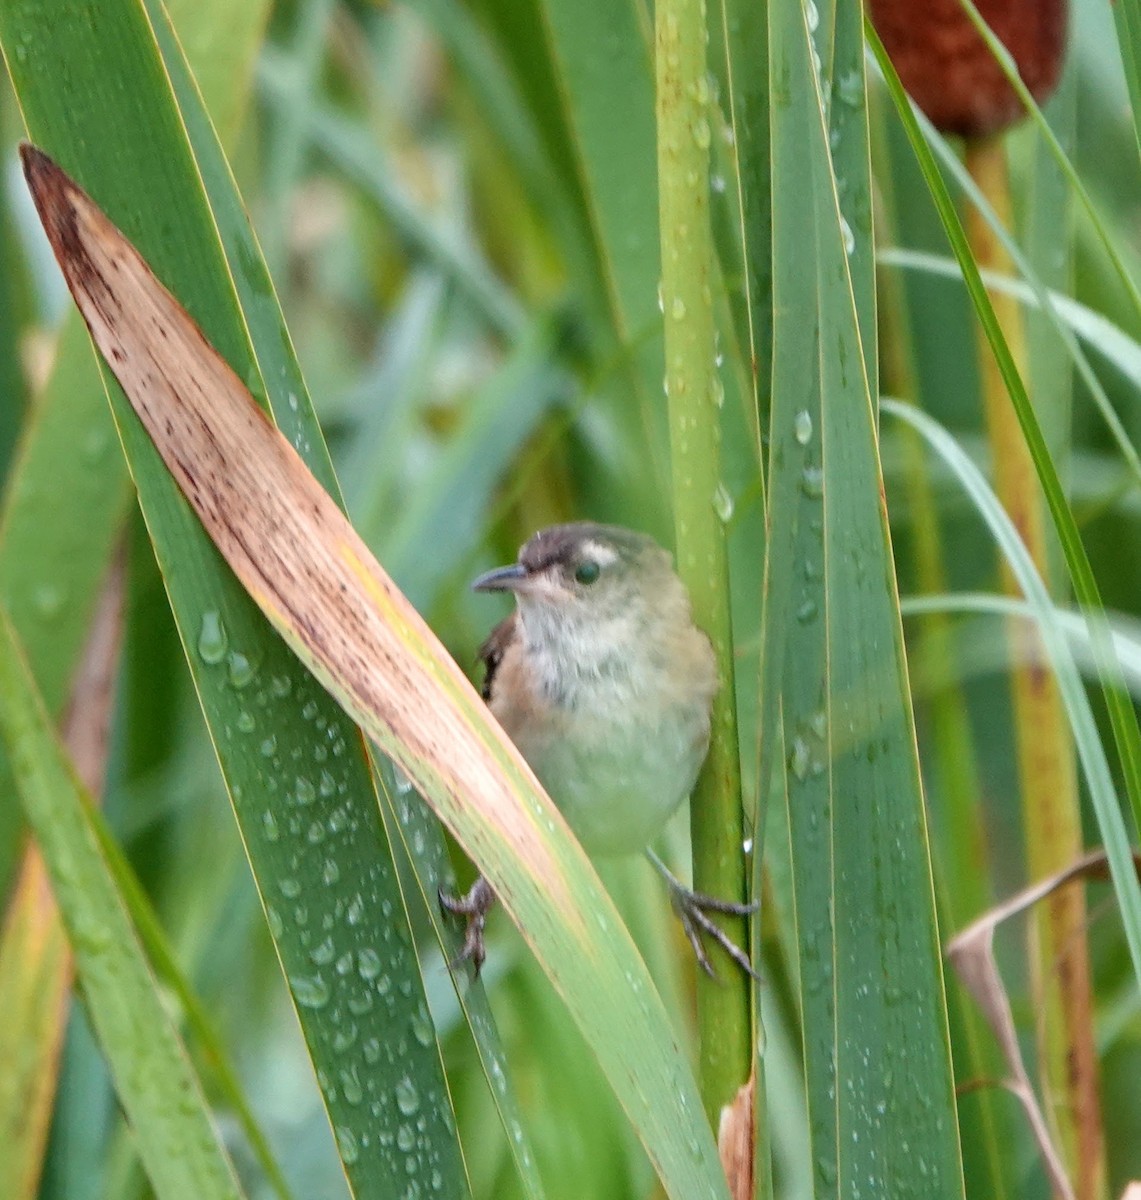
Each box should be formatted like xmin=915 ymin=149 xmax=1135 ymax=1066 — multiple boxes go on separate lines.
xmin=900 ymin=593 xmax=1141 ymax=697
xmin=878 ymin=249 xmax=1141 ymax=486
xmin=884 ymin=120 xmax=1141 ymax=489
xmin=868 ymin=18 xmax=1141 ymax=870
xmin=884 ymin=399 xmax=1141 ymax=987
xmin=955 ymin=0 xmax=1141 ymax=326
xmin=0 ymin=609 xmax=245 ymax=1200
xmin=23 ymin=147 xmax=733 ymax=1200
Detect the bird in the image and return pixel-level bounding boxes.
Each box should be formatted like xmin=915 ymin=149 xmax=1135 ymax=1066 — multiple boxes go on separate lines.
xmin=439 ymin=521 xmax=755 ymax=978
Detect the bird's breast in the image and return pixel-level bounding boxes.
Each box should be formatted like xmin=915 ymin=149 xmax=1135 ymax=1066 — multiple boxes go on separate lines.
xmin=515 ymin=690 xmax=712 ymax=857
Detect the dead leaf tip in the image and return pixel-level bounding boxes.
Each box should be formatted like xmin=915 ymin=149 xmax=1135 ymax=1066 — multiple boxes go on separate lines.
xmin=19 ymin=141 xmax=62 ymax=192
xmin=17 ymin=143 xmax=91 ymax=288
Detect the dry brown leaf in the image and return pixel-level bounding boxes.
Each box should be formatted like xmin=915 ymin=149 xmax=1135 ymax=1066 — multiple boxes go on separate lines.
xmin=18 ymin=140 xmax=582 ymax=954
xmin=717 ymin=1072 xmax=754 ymax=1200
xmin=947 ymin=848 xmax=1140 ymax=1200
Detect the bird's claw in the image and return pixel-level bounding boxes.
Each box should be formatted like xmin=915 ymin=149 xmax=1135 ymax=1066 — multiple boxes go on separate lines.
xmin=439 ymin=875 xmax=496 ymax=977
xmin=669 ymin=883 xmax=759 ymax=980
xmin=647 ymin=850 xmax=759 ymax=981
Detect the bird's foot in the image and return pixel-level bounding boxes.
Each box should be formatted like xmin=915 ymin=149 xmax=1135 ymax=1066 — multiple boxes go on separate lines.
xmin=438 ymin=875 xmax=496 ymax=977
xmin=646 ymin=850 xmax=758 ymax=981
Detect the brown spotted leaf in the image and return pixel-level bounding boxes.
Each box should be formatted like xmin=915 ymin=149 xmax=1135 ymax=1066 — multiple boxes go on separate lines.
xmin=19 ymin=143 xmax=732 ymax=1200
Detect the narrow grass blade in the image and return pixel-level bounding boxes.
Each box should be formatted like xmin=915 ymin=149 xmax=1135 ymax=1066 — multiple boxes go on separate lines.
xmin=24 ymin=148 xmax=733 ymax=1200
xmin=878 ymin=249 xmax=1141 ymax=486
xmin=0 ymin=609 xmax=245 ymax=1200
xmin=86 ymin=805 xmax=294 ymax=1200
xmin=1115 ymin=0 xmax=1141 ymax=168
xmin=0 ymin=0 xmax=268 ymax=897
xmin=656 ymin=0 xmax=751 ymax=1117
xmin=0 ymin=851 xmax=70 ymax=1199
xmin=765 ymin=1 xmax=964 ymax=1194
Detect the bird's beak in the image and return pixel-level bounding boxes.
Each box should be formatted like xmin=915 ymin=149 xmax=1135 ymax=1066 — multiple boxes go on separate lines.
xmin=470 ymin=563 xmax=530 ymax=593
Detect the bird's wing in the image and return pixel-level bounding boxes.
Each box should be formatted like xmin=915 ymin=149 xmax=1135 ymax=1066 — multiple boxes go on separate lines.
xmin=476 ymin=611 xmax=519 ymax=702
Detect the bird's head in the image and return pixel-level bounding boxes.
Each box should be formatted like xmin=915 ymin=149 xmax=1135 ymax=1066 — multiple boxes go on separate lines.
xmin=471 ymin=523 xmax=687 ymax=674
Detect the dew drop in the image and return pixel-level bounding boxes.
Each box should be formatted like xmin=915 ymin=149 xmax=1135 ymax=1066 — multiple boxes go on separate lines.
xmin=333 ymin=1022 xmax=359 ymax=1052
xmin=266 ymin=906 xmax=284 ymax=938
xmin=310 ymin=936 xmax=335 ymax=965
xmin=789 ymin=736 xmax=811 ymax=782
xmin=712 ymin=483 xmax=734 ymax=523
xmin=794 ymin=410 xmax=813 ymax=445
xmin=262 ymin=810 xmax=280 ymax=841
xmin=348 ymin=991 xmax=375 ymax=1017
xmin=837 ymin=70 xmax=862 ymax=108
xmin=840 ymin=215 xmax=856 ymax=256
xmin=801 ymin=466 xmax=825 ymax=498
xmin=197 ymin=611 xmax=227 ymax=664
xmin=291 ymin=973 xmax=330 ymax=1008
xmin=335 ymin=1125 xmax=359 ymax=1164
xmin=32 ymin=584 xmax=66 ymax=620
xmin=341 ymin=1067 xmax=364 ymax=1105
xmin=395 ymin=1076 xmax=420 ymax=1116
xmin=671 ymin=296 xmax=687 ymax=321
xmin=227 ymin=651 xmax=256 ymax=688
xmin=693 ymin=117 xmax=711 ymax=150
xmin=411 ymin=1006 xmax=434 ymax=1047
xmin=358 ymin=948 xmax=382 ymax=980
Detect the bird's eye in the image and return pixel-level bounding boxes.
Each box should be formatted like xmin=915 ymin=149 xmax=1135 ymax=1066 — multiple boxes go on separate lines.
xmin=574 ymin=560 xmax=601 ymax=585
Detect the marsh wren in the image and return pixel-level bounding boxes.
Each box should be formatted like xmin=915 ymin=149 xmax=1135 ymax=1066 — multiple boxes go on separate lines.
xmin=440 ymin=522 xmax=755 ymax=977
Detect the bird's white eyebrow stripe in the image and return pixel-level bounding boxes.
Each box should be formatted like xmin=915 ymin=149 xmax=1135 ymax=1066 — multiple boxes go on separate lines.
xmin=581 ymin=541 xmax=618 ymax=567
